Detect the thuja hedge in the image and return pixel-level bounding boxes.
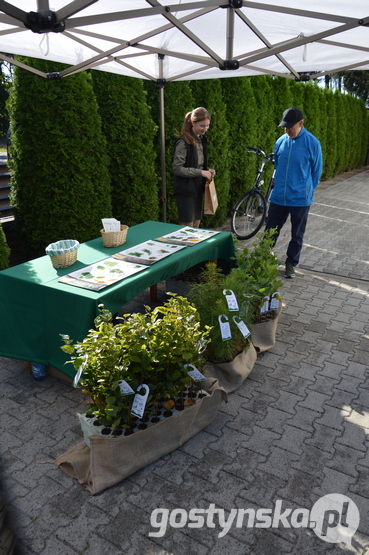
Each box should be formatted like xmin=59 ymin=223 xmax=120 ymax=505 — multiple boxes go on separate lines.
xmin=0 ymin=223 xmax=9 ymax=269
xmin=92 ymin=71 xmax=159 ymax=227
xmin=6 ymin=69 xmax=369 ymax=259
xmin=7 ymin=58 xmax=112 ymax=258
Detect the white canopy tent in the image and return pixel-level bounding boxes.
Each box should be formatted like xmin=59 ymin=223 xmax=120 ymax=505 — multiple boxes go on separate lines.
xmin=0 ymin=0 xmax=369 ymax=81
xmin=0 ymin=0 xmax=368 ymax=82
xmin=0 ymin=0 xmax=368 ymax=219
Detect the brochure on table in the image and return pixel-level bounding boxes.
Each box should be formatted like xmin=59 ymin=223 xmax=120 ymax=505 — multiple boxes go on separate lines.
xmin=112 ymin=240 xmax=186 ymax=265
xmin=57 ymin=226 xmax=221 ymax=291
xmin=58 ymin=258 xmax=147 ymax=291
xmin=155 ymin=226 xmax=220 ymax=246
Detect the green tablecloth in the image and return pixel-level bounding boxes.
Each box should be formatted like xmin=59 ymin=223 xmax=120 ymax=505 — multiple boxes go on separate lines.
xmin=0 ymin=221 xmax=235 ymax=378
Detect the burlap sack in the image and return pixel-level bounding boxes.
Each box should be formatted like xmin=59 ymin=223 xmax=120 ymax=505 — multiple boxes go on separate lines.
xmin=204 ymin=304 xmax=282 ymax=392
xmin=54 ymin=380 xmax=227 ymax=495
xmin=251 ymin=303 xmax=282 ymax=353
xmin=204 ymin=344 xmax=258 ymax=393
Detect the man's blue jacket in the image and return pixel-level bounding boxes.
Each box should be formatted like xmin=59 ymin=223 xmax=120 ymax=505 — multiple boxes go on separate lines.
xmin=270 ymin=127 xmax=323 ymax=207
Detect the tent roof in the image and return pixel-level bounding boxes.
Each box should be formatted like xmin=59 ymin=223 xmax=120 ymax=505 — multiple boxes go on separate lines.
xmin=0 ymin=0 xmax=368 ymax=81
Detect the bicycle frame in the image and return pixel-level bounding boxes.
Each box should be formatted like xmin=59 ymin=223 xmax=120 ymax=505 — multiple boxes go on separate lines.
xmin=230 ymin=147 xmax=275 ymax=240
xmin=250 ymin=148 xmax=275 ymax=198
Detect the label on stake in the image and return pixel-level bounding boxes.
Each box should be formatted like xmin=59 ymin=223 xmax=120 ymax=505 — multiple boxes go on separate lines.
xmin=233 ymin=316 xmax=251 ymax=338
xmin=118 ymin=380 xmax=135 ymax=396
xmin=260 ymin=296 xmax=270 ymax=314
xmin=185 ymin=364 xmax=206 ymax=382
xmin=218 ymin=314 xmax=232 ymax=341
xmin=131 ymin=384 xmax=150 ymax=418
xmin=73 ymin=354 xmax=87 ymax=388
xmin=270 ymin=292 xmax=280 ymax=310
xmin=73 ymin=365 xmax=83 ymax=388
xmin=223 ymin=289 xmax=239 ymax=311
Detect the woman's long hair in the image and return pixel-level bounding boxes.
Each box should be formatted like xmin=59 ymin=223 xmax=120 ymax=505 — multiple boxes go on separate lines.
xmin=179 ymin=107 xmax=211 ymax=146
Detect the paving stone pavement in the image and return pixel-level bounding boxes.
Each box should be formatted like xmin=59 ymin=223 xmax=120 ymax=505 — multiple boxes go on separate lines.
xmin=1 ymin=170 xmax=369 ymax=554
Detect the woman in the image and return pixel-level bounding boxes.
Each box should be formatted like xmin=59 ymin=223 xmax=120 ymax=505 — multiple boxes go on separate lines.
xmin=173 ymin=107 xmax=216 ymax=227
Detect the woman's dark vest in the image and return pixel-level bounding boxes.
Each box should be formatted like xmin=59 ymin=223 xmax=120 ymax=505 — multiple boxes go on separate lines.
xmin=173 ymin=135 xmax=208 ymax=197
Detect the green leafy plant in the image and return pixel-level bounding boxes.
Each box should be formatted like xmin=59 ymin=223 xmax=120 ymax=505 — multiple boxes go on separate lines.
xmin=235 ymin=228 xmax=284 ymax=310
xmin=60 ymin=295 xmax=211 ymax=429
xmin=187 ymin=263 xmax=255 ymax=363
xmin=187 ymin=228 xmax=283 ymax=363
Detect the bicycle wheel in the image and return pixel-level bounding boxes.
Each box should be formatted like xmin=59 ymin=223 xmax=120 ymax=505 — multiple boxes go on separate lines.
xmin=231 ymin=190 xmax=267 ymax=240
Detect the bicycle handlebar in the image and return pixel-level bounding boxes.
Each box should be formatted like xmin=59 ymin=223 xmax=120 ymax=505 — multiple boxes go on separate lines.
xmin=247 ymin=146 xmax=274 ymax=161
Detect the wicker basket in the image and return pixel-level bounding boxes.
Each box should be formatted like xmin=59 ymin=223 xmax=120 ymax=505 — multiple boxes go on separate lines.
xmin=50 ymin=249 xmax=78 ymax=269
xmin=46 ymin=239 xmax=80 ymax=269
xmin=100 ymin=225 xmax=129 ymax=247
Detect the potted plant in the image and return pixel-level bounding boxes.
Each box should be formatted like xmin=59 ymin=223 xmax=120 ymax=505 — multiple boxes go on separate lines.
xmin=235 ymin=227 xmax=283 ymax=322
xmin=57 ymin=295 xmax=227 ymax=494
xmin=186 ymin=228 xmax=283 ymax=392
xmin=60 ymin=294 xmax=213 ymax=436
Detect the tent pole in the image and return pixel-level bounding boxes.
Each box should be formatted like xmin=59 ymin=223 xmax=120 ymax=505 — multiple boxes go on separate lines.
xmin=226 ymin=5 xmax=235 ymax=60
xmin=158 ymin=54 xmax=166 ymax=222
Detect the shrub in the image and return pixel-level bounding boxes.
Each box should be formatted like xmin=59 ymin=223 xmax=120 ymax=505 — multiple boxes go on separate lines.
xmin=60 ymin=295 xmax=211 ymax=429
xmin=92 ymin=72 xmax=159 ymax=226
xmin=0 ymin=223 xmax=10 ymax=269
xmin=7 ymin=58 xmax=112 ymax=258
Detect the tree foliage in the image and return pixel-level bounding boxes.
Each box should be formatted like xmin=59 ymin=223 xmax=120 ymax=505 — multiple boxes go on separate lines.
xmin=8 ymin=58 xmax=111 ymax=257
xmin=92 ymin=71 xmax=159 ymax=227
xmin=0 ymin=223 xmax=10 ymax=269
xmin=221 ymin=77 xmax=258 ymax=204
xmin=338 ymin=70 xmax=369 ymax=105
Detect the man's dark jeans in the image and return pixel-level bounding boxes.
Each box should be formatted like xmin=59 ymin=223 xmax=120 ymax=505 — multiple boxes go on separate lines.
xmin=265 ymin=203 xmax=310 ymax=266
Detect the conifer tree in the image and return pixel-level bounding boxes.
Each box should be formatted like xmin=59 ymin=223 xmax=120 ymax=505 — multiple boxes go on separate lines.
xmin=92 ymin=72 xmax=159 ymax=226
xmin=333 ymin=90 xmax=348 ymax=174
xmin=289 ymin=80 xmax=305 ymax=117
xmin=302 ymin=82 xmax=321 ymax=140
xmin=249 ymin=75 xmax=277 ymax=154
xmin=272 ymin=76 xmax=294 ymax=140
xmin=221 ymin=76 xmax=258 ymax=204
xmin=0 ymin=222 xmax=10 ymax=269
xmin=321 ymin=88 xmax=337 ymax=179
xmin=8 ymin=58 xmax=111 ymax=257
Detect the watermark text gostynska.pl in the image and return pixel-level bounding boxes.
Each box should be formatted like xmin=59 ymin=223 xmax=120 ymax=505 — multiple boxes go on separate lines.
xmin=149 ymin=494 xmax=359 ymax=545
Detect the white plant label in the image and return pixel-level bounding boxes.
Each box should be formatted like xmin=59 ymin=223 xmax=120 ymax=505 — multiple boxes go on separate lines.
xmin=223 ymin=289 xmax=239 ymax=311
xmin=270 ymin=292 xmax=280 ymax=310
xmin=131 ymin=384 xmax=150 ymax=418
xmin=233 ymin=316 xmax=251 ymax=339
xmin=185 ymin=364 xmax=206 ymax=382
xmin=73 ymin=365 xmax=83 ymax=388
xmin=118 ymin=380 xmax=135 ymax=396
xmin=218 ymin=314 xmax=232 ymax=341
xmin=73 ymin=354 xmax=87 ymax=388
xmin=260 ymin=295 xmax=270 ymax=314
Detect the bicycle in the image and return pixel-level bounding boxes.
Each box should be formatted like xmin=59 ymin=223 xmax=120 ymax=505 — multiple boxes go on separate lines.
xmin=231 ymin=146 xmax=275 ymax=240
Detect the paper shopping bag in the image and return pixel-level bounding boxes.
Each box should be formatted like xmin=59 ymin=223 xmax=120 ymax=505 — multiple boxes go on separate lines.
xmin=204 ymin=178 xmax=218 ymax=215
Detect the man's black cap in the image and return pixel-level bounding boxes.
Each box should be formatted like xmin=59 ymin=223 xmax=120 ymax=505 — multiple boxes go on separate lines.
xmin=279 ymin=107 xmax=304 ymax=128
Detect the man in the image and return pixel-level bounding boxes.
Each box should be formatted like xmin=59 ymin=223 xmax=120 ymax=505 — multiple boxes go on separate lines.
xmin=265 ymin=107 xmax=323 ymax=278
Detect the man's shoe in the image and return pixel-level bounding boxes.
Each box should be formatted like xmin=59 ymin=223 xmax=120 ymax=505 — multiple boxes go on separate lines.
xmin=285 ymin=263 xmax=296 ymax=279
